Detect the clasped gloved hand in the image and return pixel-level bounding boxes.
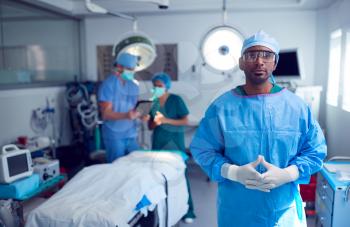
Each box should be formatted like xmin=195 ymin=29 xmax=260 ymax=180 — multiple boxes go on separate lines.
xmin=245 ymin=157 xmax=299 ymax=191
xmin=221 ymin=155 xmax=272 ymax=192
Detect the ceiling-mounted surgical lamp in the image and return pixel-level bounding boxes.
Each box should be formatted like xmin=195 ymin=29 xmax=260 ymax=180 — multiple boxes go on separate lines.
xmin=85 ymin=0 xmax=157 ymax=72
xmin=113 ymin=35 xmax=156 ymax=72
xmin=201 ymin=26 xmax=243 ymax=73
xmin=200 ymin=0 xmax=244 ymax=74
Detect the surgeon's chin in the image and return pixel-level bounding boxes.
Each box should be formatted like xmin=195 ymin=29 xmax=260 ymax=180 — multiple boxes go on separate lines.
xmin=248 ymin=74 xmax=270 ymax=85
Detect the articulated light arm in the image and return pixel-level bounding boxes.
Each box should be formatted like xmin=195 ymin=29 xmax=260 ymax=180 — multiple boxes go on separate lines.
xmin=129 ymin=0 xmax=169 ymax=9
xmin=85 ymin=0 xmax=135 ymax=21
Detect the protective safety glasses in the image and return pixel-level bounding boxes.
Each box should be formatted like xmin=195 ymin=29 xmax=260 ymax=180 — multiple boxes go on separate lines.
xmin=242 ymin=50 xmax=276 ymax=63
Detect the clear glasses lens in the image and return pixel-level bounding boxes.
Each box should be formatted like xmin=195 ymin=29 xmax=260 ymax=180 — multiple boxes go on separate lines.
xmin=243 ymin=51 xmax=276 ymax=62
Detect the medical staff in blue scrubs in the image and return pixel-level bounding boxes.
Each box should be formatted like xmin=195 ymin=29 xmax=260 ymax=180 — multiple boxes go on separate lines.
xmin=98 ymin=52 xmax=141 ymax=163
xmin=190 ymin=30 xmax=327 ymax=227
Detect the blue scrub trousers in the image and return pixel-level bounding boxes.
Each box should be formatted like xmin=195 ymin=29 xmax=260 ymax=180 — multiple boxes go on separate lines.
xmin=103 ymin=137 xmax=139 ymax=163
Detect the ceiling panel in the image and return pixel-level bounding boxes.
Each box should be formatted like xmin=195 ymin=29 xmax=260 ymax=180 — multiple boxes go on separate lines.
xmin=17 ymin=0 xmax=338 ymax=17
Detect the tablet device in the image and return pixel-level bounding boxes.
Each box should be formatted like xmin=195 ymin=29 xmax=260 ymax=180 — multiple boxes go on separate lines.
xmin=135 ymin=100 xmax=153 ymax=116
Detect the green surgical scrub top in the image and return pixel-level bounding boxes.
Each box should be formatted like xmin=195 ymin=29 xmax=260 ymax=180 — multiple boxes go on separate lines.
xmin=150 ymin=94 xmax=189 ymax=151
xmin=234 ymin=84 xmax=283 ymax=95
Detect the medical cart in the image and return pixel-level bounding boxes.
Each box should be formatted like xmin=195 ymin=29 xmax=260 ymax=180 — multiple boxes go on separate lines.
xmin=315 ymin=161 xmax=350 ymax=227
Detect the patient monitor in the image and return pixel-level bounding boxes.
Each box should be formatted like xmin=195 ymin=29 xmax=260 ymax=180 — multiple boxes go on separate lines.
xmin=0 ymin=145 xmax=33 ymax=184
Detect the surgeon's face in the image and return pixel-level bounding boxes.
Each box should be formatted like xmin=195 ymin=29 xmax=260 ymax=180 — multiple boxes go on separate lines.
xmin=239 ymin=45 xmax=277 ymax=85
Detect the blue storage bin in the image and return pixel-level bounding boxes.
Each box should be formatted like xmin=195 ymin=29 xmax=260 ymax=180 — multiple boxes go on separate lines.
xmin=0 ymin=174 xmax=40 ymax=200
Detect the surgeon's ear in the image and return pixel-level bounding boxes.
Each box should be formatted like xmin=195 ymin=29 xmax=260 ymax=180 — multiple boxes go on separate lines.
xmin=239 ymin=57 xmax=244 ymax=70
xmin=272 ymin=62 xmax=277 ymax=71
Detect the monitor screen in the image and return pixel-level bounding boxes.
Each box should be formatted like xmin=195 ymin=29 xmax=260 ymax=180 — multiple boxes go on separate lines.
xmin=8 ymin=154 xmax=29 ymax=177
xmin=273 ymin=49 xmax=301 ymax=80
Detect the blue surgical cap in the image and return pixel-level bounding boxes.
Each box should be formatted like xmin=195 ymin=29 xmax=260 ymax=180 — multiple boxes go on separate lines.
xmin=152 ymin=72 xmax=171 ymax=90
xmin=115 ymin=52 xmax=138 ymax=69
xmin=241 ymin=30 xmax=280 ymax=55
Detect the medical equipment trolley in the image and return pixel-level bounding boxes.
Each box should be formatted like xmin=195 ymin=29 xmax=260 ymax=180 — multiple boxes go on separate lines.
xmin=315 ymin=160 xmax=350 ymax=227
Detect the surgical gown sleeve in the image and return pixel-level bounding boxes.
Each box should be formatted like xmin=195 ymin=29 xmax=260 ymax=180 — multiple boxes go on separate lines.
xmin=290 ymin=107 xmax=327 ymax=184
xmin=98 ymin=78 xmax=113 ymax=102
xmin=190 ymin=104 xmax=230 ymax=182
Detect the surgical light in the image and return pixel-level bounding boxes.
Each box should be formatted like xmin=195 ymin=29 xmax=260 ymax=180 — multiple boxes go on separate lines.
xmin=85 ymin=0 xmax=157 ymax=72
xmin=113 ymin=35 xmax=157 ymax=72
xmin=201 ymin=26 xmax=244 ymax=73
xmin=200 ymin=0 xmax=244 ymax=74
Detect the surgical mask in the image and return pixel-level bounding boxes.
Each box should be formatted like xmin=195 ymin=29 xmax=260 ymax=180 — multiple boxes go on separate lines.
xmin=121 ymin=70 xmax=135 ymax=81
xmin=151 ymin=87 xmax=166 ymax=99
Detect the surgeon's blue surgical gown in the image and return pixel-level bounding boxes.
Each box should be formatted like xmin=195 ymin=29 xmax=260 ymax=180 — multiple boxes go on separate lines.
xmin=190 ymin=88 xmax=327 ymax=227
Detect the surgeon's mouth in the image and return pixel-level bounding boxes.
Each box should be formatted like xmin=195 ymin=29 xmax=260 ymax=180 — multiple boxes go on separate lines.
xmin=254 ymin=70 xmax=265 ymax=76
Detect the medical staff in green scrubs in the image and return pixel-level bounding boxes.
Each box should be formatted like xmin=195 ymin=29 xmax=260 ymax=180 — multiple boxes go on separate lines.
xmin=148 ymin=72 xmax=196 ymax=224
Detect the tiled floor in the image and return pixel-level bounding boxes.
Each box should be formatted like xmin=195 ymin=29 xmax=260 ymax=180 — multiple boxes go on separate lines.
xmin=179 ymin=161 xmax=316 ymax=227
xmin=177 ymin=162 xmax=218 ymax=227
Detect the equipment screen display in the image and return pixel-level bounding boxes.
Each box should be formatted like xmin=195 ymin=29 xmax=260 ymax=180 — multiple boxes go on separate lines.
xmin=8 ymin=154 xmax=28 ymax=177
xmin=273 ymin=51 xmax=300 ymax=77
xmin=135 ymin=100 xmax=153 ymax=116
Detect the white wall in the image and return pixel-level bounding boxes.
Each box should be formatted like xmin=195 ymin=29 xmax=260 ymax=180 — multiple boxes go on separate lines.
xmin=320 ymin=0 xmax=350 ymax=158
xmin=314 ymin=8 xmax=329 ymax=130
xmin=0 ymin=86 xmax=71 ymax=146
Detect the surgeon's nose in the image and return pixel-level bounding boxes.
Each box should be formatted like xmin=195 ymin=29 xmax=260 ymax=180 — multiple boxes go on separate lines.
xmin=256 ymin=56 xmax=265 ymax=65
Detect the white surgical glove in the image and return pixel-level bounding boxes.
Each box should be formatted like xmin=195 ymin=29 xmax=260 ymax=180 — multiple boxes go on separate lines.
xmin=221 ymin=155 xmax=270 ymax=192
xmin=245 ymin=157 xmax=299 ymax=191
